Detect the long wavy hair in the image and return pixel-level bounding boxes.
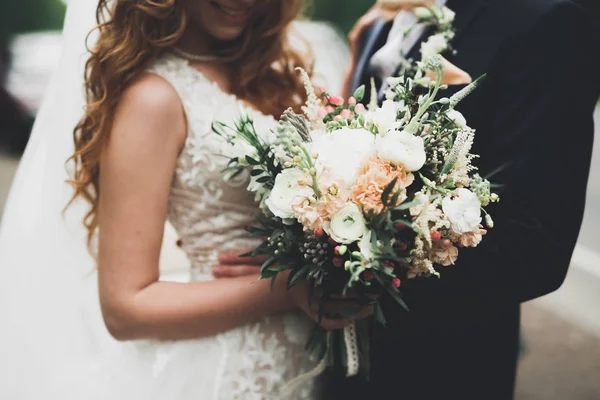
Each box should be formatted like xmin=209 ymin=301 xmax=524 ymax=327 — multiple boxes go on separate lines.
xmin=68 ymin=0 xmax=312 ymax=246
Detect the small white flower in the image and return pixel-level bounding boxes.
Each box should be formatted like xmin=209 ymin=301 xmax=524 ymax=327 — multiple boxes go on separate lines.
xmin=367 ymin=100 xmax=402 ymax=135
xmin=376 ymin=130 xmax=427 ymax=172
xmin=229 ymin=138 xmax=258 ymax=166
xmin=310 ymin=127 xmax=376 ymax=188
xmin=446 ymin=109 xmax=468 ymax=129
xmin=442 ymin=188 xmax=482 ymax=234
xmin=358 ymin=230 xmax=374 ymax=263
xmin=439 ymin=6 xmax=456 ymax=26
xmin=324 ymin=202 xmax=368 ymax=244
xmin=421 ymin=33 xmax=448 ymax=60
xmin=265 ymin=168 xmax=309 ymax=220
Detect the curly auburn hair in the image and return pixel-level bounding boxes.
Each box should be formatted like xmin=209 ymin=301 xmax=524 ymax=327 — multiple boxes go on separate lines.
xmin=68 ymin=0 xmax=313 ymax=246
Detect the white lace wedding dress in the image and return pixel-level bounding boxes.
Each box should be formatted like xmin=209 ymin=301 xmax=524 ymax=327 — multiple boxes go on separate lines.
xmin=85 ymin=54 xmax=320 ymax=400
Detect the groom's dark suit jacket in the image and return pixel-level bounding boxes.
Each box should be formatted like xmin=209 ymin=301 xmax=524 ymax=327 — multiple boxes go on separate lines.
xmin=323 ymin=0 xmax=599 ymax=399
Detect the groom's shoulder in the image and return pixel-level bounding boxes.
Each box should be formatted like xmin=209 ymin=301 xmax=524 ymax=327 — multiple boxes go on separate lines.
xmin=503 ymin=0 xmax=588 ymax=24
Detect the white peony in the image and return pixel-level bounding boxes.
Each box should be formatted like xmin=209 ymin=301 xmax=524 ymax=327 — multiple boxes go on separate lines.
xmin=421 ymin=33 xmax=448 ymax=60
xmin=368 ymin=100 xmax=403 ymax=135
xmin=265 ymin=169 xmax=309 ymax=220
xmin=325 ymin=202 xmax=368 ymax=244
xmin=376 ymin=130 xmax=427 ymax=172
xmin=446 ymin=109 xmax=468 ymax=129
xmin=311 ymin=127 xmax=376 ymax=188
xmin=442 ymin=188 xmax=482 ymax=234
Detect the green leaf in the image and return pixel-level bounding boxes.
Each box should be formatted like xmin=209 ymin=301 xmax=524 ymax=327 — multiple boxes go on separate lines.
xmin=287 ymin=264 xmax=312 ymax=288
xmin=352 ymin=85 xmax=366 ymax=102
xmin=373 ymin=302 xmax=387 ymax=326
xmin=373 ymin=273 xmax=410 ymax=312
xmin=256 ymin=176 xmax=271 ymax=183
xmin=250 ymin=169 xmax=264 ymax=176
xmin=260 ymin=257 xmax=278 ymax=276
xmin=245 ymin=155 xmax=260 ymax=165
xmin=381 ymin=178 xmax=398 ymax=207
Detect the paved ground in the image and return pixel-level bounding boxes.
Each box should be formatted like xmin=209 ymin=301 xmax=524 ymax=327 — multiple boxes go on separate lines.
xmin=1 ymin=106 xmax=599 ymax=399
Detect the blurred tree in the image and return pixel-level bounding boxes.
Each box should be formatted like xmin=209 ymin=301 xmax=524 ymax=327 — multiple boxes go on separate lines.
xmin=311 ymin=0 xmax=373 ymax=34
xmin=0 ymin=0 xmax=66 ymax=45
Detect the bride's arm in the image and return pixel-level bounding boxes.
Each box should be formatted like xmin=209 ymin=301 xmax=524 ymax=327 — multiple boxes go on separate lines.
xmin=97 ymin=74 xmax=359 ymax=342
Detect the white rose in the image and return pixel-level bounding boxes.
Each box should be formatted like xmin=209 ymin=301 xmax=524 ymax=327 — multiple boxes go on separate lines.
xmin=376 ymin=130 xmax=427 ymax=172
xmin=442 ymin=188 xmax=482 ymax=234
xmin=311 ymin=127 xmax=376 ymax=188
xmin=446 ymin=109 xmax=468 ymax=129
xmin=421 ymin=33 xmax=448 ymax=60
xmin=368 ymin=100 xmax=402 ymax=135
xmin=265 ymin=169 xmax=309 ymax=220
xmin=325 ymin=202 xmax=368 ymax=244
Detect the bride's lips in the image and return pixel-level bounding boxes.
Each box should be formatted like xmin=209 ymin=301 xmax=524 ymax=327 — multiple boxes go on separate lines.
xmin=209 ymin=1 xmax=253 ymax=24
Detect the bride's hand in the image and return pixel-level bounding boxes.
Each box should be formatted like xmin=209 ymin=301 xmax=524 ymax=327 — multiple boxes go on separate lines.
xmin=214 ymin=251 xmax=373 ymax=330
xmin=212 ymin=250 xmax=265 ymax=278
xmin=288 ymin=283 xmax=374 ymax=331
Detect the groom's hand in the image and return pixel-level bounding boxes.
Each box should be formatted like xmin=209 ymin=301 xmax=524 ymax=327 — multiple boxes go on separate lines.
xmin=212 ymin=250 xmax=265 ymax=278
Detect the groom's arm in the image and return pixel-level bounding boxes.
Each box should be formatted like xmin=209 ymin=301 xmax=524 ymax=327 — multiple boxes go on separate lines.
xmin=451 ymin=1 xmax=599 ymax=303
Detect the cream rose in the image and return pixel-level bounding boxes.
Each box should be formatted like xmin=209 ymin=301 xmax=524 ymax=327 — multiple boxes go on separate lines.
xmin=324 ymin=202 xmax=368 ymax=244
xmin=442 ymin=188 xmax=482 ymax=234
xmin=265 ymin=169 xmax=309 ymax=220
xmin=376 ymin=130 xmax=426 ymax=172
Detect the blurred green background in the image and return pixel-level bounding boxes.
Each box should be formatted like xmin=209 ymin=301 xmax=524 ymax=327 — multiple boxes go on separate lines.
xmin=0 ymin=0 xmax=371 ymax=47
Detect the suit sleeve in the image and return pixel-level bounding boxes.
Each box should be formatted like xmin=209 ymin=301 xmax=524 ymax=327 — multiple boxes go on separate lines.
xmin=450 ymin=1 xmax=600 ymax=302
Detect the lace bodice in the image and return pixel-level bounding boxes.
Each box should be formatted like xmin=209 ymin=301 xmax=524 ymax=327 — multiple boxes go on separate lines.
xmin=146 ymin=54 xmax=318 ymax=400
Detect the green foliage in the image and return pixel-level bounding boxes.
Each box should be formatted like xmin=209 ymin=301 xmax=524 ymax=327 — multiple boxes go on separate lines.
xmin=0 ymin=0 xmax=66 ymax=44
xmin=310 ymin=0 xmax=373 ymax=33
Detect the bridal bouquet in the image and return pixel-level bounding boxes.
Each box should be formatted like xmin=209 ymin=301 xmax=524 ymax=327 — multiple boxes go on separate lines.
xmin=215 ymin=6 xmax=497 ymax=378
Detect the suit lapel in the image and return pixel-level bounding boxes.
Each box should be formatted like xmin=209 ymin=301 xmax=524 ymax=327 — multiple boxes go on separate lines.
xmin=350 ymin=18 xmax=388 ymax=94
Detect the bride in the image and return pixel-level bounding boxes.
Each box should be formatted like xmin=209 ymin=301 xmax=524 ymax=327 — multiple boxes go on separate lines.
xmin=0 ymin=0 xmax=364 ymax=399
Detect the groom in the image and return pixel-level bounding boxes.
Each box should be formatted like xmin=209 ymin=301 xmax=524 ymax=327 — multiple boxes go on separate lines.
xmin=323 ymin=0 xmax=600 ymax=399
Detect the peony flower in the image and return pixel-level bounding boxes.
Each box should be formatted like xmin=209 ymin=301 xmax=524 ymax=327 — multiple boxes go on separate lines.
xmin=442 ymin=188 xmax=482 ymax=234
xmin=376 ymin=130 xmax=427 ymax=172
xmin=350 ymin=157 xmax=414 ymax=213
xmin=449 ymin=225 xmax=487 ymax=248
xmin=354 ymin=103 xmax=366 ymax=114
xmin=446 ymin=109 xmax=468 ymax=129
xmin=368 ymin=100 xmax=402 ymax=135
xmin=265 ymin=168 xmax=311 ymax=220
xmin=324 ymin=202 xmax=368 ymax=244
xmin=421 ymin=33 xmax=448 ymax=60
xmin=311 ymin=127 xmax=376 ymax=189
xmin=432 ymin=243 xmax=459 ymax=266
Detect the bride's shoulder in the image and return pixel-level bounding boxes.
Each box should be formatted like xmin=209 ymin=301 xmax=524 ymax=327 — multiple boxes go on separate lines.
xmin=113 ymin=73 xmax=186 ymax=144
xmin=119 ymin=73 xmax=183 ymax=118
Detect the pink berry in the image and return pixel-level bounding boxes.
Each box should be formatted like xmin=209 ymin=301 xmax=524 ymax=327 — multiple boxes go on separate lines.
xmin=348 ymin=96 xmax=357 ymax=105
xmin=395 ymin=222 xmax=406 ymax=230
xmin=431 ymin=231 xmax=441 ymax=241
xmin=392 ymin=278 xmax=401 ymax=288
xmin=314 ymin=228 xmax=324 ymax=238
xmin=443 ymin=239 xmax=452 ymax=248
xmin=363 ymin=271 xmax=374 ymax=281
xmin=340 ymin=109 xmax=353 ymax=120
xmin=354 ymin=103 xmax=366 ymax=114
xmin=334 ymin=115 xmax=341 ymax=122
xmin=325 ymin=105 xmax=335 ymax=114
xmin=318 ymin=85 xmax=327 ymax=94
xmin=330 ymin=95 xmax=344 ymax=106
xmin=333 ymin=257 xmax=344 ymax=268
